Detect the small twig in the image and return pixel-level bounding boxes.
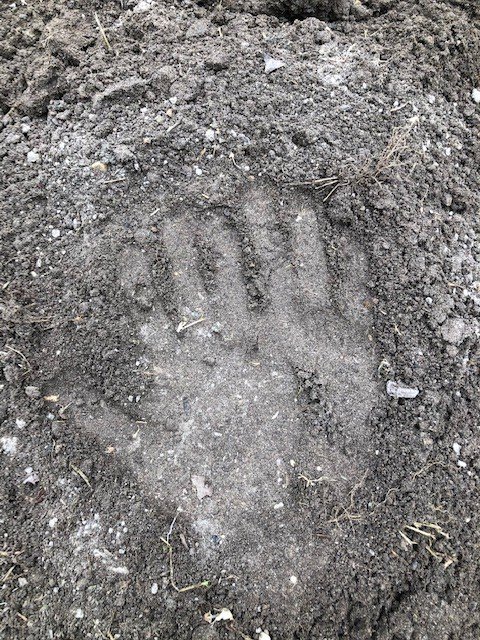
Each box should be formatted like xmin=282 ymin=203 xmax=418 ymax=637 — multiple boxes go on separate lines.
xmin=102 ymin=177 xmax=126 ymax=185
xmin=70 ymin=463 xmax=92 ymax=489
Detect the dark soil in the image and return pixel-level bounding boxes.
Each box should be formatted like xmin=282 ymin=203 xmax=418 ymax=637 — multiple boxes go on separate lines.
xmin=1 ymin=1 xmax=479 ymax=639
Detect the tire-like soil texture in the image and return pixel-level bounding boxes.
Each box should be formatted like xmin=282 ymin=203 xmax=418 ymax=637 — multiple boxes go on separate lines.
xmin=1 ymin=1 xmax=479 ymax=639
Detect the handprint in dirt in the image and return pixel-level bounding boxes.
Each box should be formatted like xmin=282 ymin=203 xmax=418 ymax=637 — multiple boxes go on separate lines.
xmin=75 ymin=188 xmax=377 ymax=599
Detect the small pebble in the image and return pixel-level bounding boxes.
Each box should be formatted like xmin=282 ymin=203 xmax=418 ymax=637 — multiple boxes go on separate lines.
xmin=453 ymin=442 xmax=461 ymax=456
xmin=1 ymin=436 xmax=18 ymax=455
xmin=25 ymin=385 xmax=41 ymax=398
xmin=51 ymin=229 xmax=61 ymax=239
xmin=472 ymin=87 xmax=480 ymax=104
xmin=151 ymin=582 xmax=158 ymax=594
xmin=27 ymin=150 xmax=40 ymax=163
xmin=205 ymin=128 xmax=215 ymax=142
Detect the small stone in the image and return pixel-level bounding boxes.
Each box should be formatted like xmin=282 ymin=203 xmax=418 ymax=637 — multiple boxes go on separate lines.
xmin=151 ymin=582 xmax=158 ymax=594
xmin=27 ymin=150 xmax=40 ymax=163
xmin=186 ymin=19 xmax=210 ymax=39
xmin=289 ymin=575 xmax=298 ymax=585
xmin=74 ymin=608 xmax=84 ymax=619
xmin=264 ymin=53 xmax=285 ymax=74
xmin=51 ymin=229 xmax=61 ymax=239
xmin=133 ymin=0 xmax=153 ymax=12
xmin=23 ymin=467 xmax=39 ymax=484
xmin=453 ymin=442 xmax=461 ymax=456
xmin=457 ymin=460 xmax=467 ymax=468
xmin=472 ymin=88 xmax=480 ymax=104
xmin=441 ymin=317 xmax=466 ymax=345
xmin=1 ymin=436 xmax=18 ymax=455
xmin=205 ymin=128 xmax=215 ymax=142
xmin=18 ymin=577 xmax=28 ymax=587
xmin=15 ymin=418 xmax=27 ymax=429
xmin=386 ymin=380 xmax=419 ymax=399
xmin=91 ymin=161 xmax=108 ymax=172
xmin=25 ymin=385 xmax=41 ymax=398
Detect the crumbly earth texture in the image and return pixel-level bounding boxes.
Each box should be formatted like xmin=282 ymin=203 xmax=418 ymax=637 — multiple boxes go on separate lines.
xmin=1 ymin=0 xmax=479 ymax=638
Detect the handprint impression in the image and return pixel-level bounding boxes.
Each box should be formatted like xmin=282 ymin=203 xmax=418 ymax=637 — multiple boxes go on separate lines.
xmin=76 ymin=189 xmax=378 ymax=599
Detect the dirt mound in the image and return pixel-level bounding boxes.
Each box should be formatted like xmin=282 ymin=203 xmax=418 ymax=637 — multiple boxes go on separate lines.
xmin=1 ymin=0 xmax=479 ymax=638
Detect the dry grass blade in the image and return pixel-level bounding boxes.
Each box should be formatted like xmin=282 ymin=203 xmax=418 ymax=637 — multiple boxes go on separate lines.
xmin=161 ymin=536 xmax=209 ymax=593
xmin=94 ymin=12 xmax=112 ymax=51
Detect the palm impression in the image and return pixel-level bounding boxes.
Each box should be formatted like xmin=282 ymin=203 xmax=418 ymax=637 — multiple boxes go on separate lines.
xmin=70 ymin=189 xmax=377 ymax=599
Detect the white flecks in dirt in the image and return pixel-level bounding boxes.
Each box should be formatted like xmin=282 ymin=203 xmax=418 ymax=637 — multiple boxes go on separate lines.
xmin=51 ymin=228 xmax=61 ymax=239
xmin=18 ymin=577 xmax=28 ymax=587
xmin=453 ymin=442 xmax=461 ymax=456
xmin=15 ymin=418 xmax=27 ymax=428
xmin=289 ymin=575 xmax=298 ymax=585
xmin=1 ymin=435 xmax=18 ymax=455
xmin=49 ymin=517 xmax=58 ymax=528
xmin=151 ymin=582 xmax=158 ymax=594
xmin=472 ymin=88 xmax=480 ymax=103
xmin=258 ymin=630 xmax=272 ymax=640
xmin=386 ymin=380 xmax=419 ymax=399
xmin=74 ymin=608 xmax=84 ymax=619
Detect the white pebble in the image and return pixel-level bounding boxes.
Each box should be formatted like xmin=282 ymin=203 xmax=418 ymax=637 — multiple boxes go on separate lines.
xmin=74 ymin=608 xmax=84 ymax=619
xmin=48 ymin=517 xmax=58 ymax=528
xmin=16 ymin=418 xmax=26 ymax=429
xmin=27 ymin=150 xmax=40 ymax=163
xmin=289 ymin=575 xmax=298 ymax=585
xmin=273 ymin=502 xmax=284 ymax=510
xmin=472 ymin=88 xmax=480 ymax=104
xmin=457 ymin=460 xmax=467 ymax=468
xmin=51 ymin=229 xmax=61 ymax=239
xmin=151 ymin=582 xmax=158 ymax=594
xmin=1 ymin=436 xmax=18 ymax=456
xmin=453 ymin=442 xmax=461 ymax=456
xmin=205 ymin=128 xmax=215 ymax=142
xmin=18 ymin=577 xmax=28 ymax=587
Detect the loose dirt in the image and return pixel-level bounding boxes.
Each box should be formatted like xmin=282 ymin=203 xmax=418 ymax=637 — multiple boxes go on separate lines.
xmin=1 ymin=1 xmax=479 ymax=639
